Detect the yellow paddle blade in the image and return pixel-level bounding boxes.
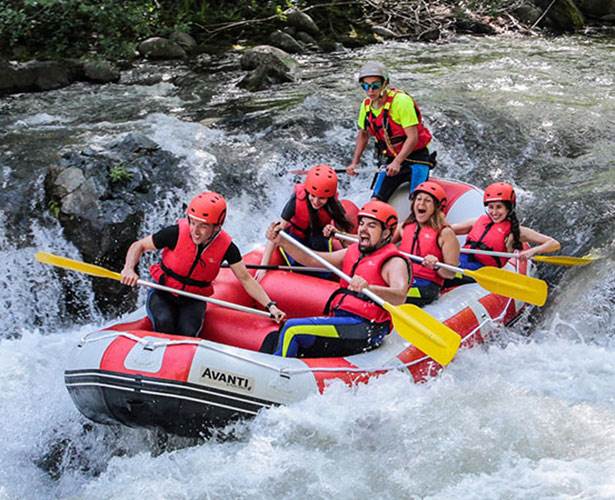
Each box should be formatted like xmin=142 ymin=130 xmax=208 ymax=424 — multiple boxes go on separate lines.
xmin=532 ymin=255 xmax=597 ymax=267
xmin=465 ymin=266 xmax=547 ymax=306
xmin=383 ymin=302 xmax=461 ymax=366
xmin=35 ymin=252 xmax=122 ymax=281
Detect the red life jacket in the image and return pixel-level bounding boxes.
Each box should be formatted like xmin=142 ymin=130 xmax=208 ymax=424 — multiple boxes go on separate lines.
xmin=288 ymin=184 xmax=334 ymax=239
xmin=328 ymin=243 xmax=408 ymax=326
xmin=399 ymin=222 xmax=444 ymax=286
xmin=464 ymin=214 xmax=511 ymax=268
xmin=363 ymin=88 xmax=432 ymax=158
xmin=149 ymin=218 xmax=232 ymax=296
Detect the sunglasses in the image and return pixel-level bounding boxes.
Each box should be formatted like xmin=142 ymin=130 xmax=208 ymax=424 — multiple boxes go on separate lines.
xmin=360 ymin=81 xmax=384 ymax=91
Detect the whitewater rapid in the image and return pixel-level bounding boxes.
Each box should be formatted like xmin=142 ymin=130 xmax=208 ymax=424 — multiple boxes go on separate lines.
xmin=1 ymin=34 xmax=614 ymax=498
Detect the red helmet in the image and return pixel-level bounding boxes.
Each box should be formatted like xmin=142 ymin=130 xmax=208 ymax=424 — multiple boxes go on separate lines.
xmin=358 ymin=200 xmax=398 ymax=231
xmin=484 ymin=182 xmax=516 ymax=208
xmin=412 ymin=181 xmax=448 ymax=210
xmin=186 ymin=192 xmax=227 ymax=225
xmin=305 ymin=164 xmax=338 ymax=198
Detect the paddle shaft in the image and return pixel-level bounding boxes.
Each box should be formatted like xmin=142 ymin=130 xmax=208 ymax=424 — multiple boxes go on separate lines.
xmin=291 ymin=159 xmax=434 ymax=176
xmin=135 ymin=279 xmax=273 ymax=318
xmin=279 ymin=231 xmax=386 ymax=307
xmin=334 ymin=232 xmax=463 ymax=275
xmin=461 ymin=248 xmax=523 ymax=260
xmin=35 ymin=251 xmax=273 ymax=319
xmin=290 ymin=168 xmax=379 ymax=175
xmin=221 ymin=263 xmax=327 ymax=272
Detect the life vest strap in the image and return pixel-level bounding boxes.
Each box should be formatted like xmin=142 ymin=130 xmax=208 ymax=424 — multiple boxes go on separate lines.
xmin=160 ymin=262 xmax=212 ymax=288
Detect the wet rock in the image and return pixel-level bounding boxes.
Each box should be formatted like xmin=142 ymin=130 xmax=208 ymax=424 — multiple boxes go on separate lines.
xmin=239 ymin=45 xmax=298 ymax=73
xmin=170 ymin=32 xmax=197 ymax=53
xmin=45 ymin=133 xmax=186 ymax=313
xmin=533 ymin=0 xmax=585 ymax=31
xmin=295 ymin=31 xmax=318 ymax=46
xmin=83 ymin=60 xmax=120 ymax=83
xmin=287 ymin=9 xmax=320 ymax=36
xmin=270 ymin=30 xmax=304 ymax=54
xmin=138 ymin=37 xmax=187 ymax=60
xmin=455 ymin=16 xmax=497 ymax=35
xmin=576 ymin=0 xmax=615 ymax=18
xmin=513 ymin=3 xmax=543 ymax=24
xmin=238 ymin=63 xmax=294 ymax=91
xmin=283 ymin=26 xmax=297 ymax=36
xmin=0 ymin=59 xmax=84 ymax=95
xmin=192 ymin=53 xmax=213 ymax=72
xmin=119 ymin=65 xmax=164 ymax=86
xmin=372 ymin=26 xmax=398 ymax=38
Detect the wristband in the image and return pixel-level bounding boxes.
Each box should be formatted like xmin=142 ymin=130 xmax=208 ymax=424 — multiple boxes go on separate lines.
xmin=266 ymin=301 xmax=277 ymax=311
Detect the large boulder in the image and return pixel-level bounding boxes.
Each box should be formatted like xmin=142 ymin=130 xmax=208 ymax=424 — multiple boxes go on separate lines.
xmin=238 ymin=63 xmax=294 ymax=91
xmin=575 ymin=0 xmax=615 ymax=18
xmin=238 ymin=45 xmax=297 ymax=92
xmin=138 ymin=37 xmax=187 ymax=60
xmin=169 ymin=32 xmax=197 ymax=53
xmin=83 ymin=60 xmax=120 ymax=83
xmin=286 ymin=9 xmax=320 ymax=36
xmin=239 ymin=45 xmax=298 ymax=73
xmin=0 ymin=60 xmax=84 ymax=95
xmin=533 ymin=0 xmax=585 ymax=31
xmin=270 ymin=30 xmax=304 ymax=54
xmin=45 ymin=133 xmax=187 ymax=312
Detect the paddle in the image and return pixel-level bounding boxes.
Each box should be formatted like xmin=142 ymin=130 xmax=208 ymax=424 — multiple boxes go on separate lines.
xmin=221 ymin=263 xmax=327 ymax=273
xmin=460 ymin=248 xmax=597 ymax=267
xmin=278 ymin=231 xmax=461 ymax=366
xmin=35 ymin=252 xmax=274 ymax=319
xmin=288 ymin=167 xmax=378 ymax=175
xmin=335 ymin=232 xmax=548 ymax=306
xmin=289 ymin=159 xmax=435 ymax=176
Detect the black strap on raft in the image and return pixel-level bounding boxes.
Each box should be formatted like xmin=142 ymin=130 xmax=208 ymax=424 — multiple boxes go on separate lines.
xmin=323 ymin=288 xmax=380 ymax=315
xmin=160 ymin=262 xmax=212 ymax=289
xmin=465 ymin=222 xmax=504 ymax=267
xmin=323 ymin=252 xmax=381 ymax=315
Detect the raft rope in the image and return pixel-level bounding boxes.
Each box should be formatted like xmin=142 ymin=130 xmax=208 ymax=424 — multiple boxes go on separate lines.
xmin=78 ymin=296 xmax=514 ymax=377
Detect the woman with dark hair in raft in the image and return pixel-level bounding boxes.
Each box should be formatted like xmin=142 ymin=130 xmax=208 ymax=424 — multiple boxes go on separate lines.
xmin=452 ymin=182 xmax=560 ymax=271
xmin=256 ymin=164 xmax=354 ymax=281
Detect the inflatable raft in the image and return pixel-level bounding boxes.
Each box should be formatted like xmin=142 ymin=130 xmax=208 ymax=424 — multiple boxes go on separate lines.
xmin=64 ymin=179 xmax=533 ymax=436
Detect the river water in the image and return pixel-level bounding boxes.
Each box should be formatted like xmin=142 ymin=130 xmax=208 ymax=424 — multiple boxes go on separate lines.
xmin=0 ymin=35 xmax=614 ymax=499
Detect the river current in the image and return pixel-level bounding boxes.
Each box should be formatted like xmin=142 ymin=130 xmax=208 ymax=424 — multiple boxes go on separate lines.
xmin=0 ymin=35 xmax=614 ymax=499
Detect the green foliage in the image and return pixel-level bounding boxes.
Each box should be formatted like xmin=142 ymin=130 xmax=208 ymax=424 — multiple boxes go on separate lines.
xmin=109 ymin=164 xmax=134 ymax=184
xmin=0 ymin=0 xmax=159 ymax=59
xmin=48 ymin=199 xmax=61 ymax=218
xmin=0 ymin=0 xmax=300 ymax=59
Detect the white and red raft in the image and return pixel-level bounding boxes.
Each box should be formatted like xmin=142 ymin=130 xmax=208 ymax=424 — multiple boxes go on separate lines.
xmin=65 ymin=179 xmax=533 ymax=436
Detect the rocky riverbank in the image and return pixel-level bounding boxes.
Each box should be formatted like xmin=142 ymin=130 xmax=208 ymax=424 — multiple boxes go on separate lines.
xmin=2 ymin=0 xmax=614 ymax=96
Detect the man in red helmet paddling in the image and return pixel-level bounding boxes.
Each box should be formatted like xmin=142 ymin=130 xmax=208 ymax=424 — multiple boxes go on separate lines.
xmin=266 ymin=200 xmax=410 ymax=358
xmin=121 ymin=192 xmax=286 ymax=337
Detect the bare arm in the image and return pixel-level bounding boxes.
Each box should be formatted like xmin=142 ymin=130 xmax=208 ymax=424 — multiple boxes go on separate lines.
xmin=451 ymin=218 xmax=478 ymax=235
xmin=437 ymin=227 xmax=461 ymax=279
xmin=375 ymin=256 xmax=410 ymax=305
xmin=121 ymin=235 xmax=156 ymax=286
xmin=514 ymin=226 xmax=561 ymax=260
xmin=346 ymin=129 xmax=370 ymax=175
xmin=266 ymin=223 xmax=346 ymax=268
xmin=256 ymin=220 xmax=291 ymax=281
xmin=391 ymin=224 xmax=403 ymax=244
xmin=230 ymin=261 xmax=286 ymax=322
